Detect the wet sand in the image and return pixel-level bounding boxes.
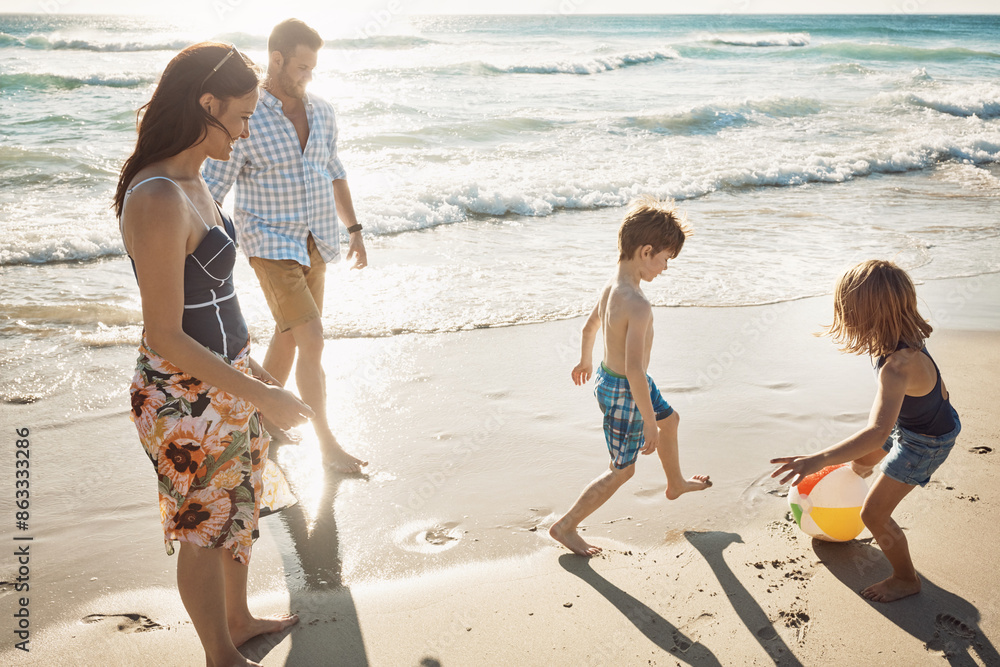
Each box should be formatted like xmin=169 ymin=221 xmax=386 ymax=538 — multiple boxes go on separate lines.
xmin=1 ymin=274 xmax=997 ymax=665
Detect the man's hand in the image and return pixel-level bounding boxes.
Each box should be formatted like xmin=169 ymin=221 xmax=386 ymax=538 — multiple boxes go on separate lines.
xmin=347 ymin=231 xmax=367 ymax=269
xmin=571 ymin=362 xmax=593 ymax=386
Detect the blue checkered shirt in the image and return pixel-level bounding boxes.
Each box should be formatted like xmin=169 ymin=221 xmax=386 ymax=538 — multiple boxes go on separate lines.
xmin=202 ymin=88 xmax=347 ymax=267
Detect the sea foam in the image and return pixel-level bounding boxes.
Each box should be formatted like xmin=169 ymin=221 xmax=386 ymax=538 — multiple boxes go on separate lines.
xmin=21 ymin=33 xmax=191 ymax=52
xmin=0 ymin=72 xmax=153 ymax=90
xmin=479 ymin=49 xmax=679 ymax=75
xmin=888 ymin=85 xmax=1000 ymax=119
xmin=703 ymin=32 xmax=810 ymax=47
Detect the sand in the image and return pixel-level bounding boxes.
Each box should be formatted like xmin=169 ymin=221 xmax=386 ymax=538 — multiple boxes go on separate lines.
xmin=1 ymin=274 xmax=998 ymax=666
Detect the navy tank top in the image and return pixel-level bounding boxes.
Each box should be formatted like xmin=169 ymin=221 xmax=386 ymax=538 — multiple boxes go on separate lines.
xmin=122 ymin=177 xmax=250 ymax=361
xmin=875 ymin=343 xmax=956 ymax=436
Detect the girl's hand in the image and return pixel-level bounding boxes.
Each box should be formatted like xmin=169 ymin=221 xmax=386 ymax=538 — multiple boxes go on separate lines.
xmin=572 ymin=362 xmax=593 ymax=386
xmin=769 ymin=455 xmax=822 ymax=486
xmin=256 ymin=385 xmax=314 ymax=431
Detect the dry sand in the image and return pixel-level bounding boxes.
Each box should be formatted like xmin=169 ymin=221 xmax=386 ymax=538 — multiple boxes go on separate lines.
xmin=1 ymin=275 xmax=997 ymax=666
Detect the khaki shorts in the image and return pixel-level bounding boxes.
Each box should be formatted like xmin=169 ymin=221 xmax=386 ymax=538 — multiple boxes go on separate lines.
xmin=249 ymin=235 xmax=327 ymax=333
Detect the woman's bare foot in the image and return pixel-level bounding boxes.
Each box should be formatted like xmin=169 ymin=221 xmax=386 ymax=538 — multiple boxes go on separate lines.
xmin=666 ymin=475 xmax=712 ymax=500
xmin=549 ymin=521 xmax=602 ymax=556
xmin=229 ymin=614 xmax=299 ymax=648
xmin=861 ymin=575 xmax=921 ymax=603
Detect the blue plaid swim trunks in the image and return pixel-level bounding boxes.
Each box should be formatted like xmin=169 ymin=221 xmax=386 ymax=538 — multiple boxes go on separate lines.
xmin=880 ymin=407 xmax=961 ymax=487
xmin=595 ymin=363 xmax=674 ymax=469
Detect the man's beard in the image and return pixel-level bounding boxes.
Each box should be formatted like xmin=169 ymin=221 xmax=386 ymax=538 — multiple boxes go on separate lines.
xmin=280 ymin=74 xmax=305 ymax=98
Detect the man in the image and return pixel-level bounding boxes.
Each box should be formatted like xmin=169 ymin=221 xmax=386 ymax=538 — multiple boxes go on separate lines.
xmin=204 ymin=18 xmax=367 ymax=473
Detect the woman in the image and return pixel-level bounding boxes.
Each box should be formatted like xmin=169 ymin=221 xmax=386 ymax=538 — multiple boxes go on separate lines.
xmin=115 ymin=43 xmax=313 ymax=666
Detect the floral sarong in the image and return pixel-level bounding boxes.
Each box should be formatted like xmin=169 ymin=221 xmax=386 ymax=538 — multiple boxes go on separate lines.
xmin=128 ymin=337 xmax=295 ymax=565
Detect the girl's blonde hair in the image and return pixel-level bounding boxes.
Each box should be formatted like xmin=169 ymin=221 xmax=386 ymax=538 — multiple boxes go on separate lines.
xmin=824 ymin=259 xmax=932 ymax=357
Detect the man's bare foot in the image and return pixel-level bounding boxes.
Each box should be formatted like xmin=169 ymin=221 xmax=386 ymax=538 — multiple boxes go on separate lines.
xmin=549 ymin=520 xmax=602 ymax=556
xmin=861 ymin=575 xmax=921 ymax=603
xmin=666 ymin=475 xmax=712 ymax=500
xmin=229 ymin=613 xmax=299 ymax=648
xmin=851 ymin=461 xmax=875 ymax=479
xmin=321 ymin=441 xmax=368 ymax=473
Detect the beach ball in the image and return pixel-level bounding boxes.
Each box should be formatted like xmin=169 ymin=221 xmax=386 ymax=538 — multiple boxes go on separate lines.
xmin=788 ymin=464 xmax=869 ymax=542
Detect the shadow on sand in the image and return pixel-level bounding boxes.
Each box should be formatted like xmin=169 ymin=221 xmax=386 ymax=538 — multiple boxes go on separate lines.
xmin=685 ymin=531 xmax=804 ymax=667
xmin=814 ymin=539 xmax=1000 ymax=667
xmin=241 ymin=470 xmax=370 ymax=666
xmin=558 ymin=553 xmax=723 ymax=665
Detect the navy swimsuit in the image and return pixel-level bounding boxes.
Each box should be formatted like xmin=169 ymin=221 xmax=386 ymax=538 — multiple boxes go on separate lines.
xmin=122 ymin=176 xmax=250 ymax=361
xmin=875 ymin=342 xmax=956 ymax=437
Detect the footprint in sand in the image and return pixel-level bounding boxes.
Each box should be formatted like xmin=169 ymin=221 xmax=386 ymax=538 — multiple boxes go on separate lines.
xmin=970 ymin=446 xmax=993 ymax=455
xmin=935 ymin=613 xmax=976 ymax=640
xmin=514 ymin=507 xmax=555 ymax=533
xmin=81 ymin=613 xmax=162 ymax=633
xmin=778 ymin=610 xmax=810 ymax=628
xmin=676 ymin=612 xmax=715 ymax=651
xmin=395 ymin=521 xmax=463 ymax=554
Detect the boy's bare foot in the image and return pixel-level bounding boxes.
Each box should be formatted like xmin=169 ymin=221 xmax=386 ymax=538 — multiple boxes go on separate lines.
xmin=665 ymin=475 xmax=712 ymax=500
xmin=549 ymin=521 xmax=602 ymax=556
xmin=229 ymin=613 xmax=299 ymax=648
xmin=851 ymin=461 xmax=875 ymax=479
xmin=861 ymin=576 xmax=921 ymax=603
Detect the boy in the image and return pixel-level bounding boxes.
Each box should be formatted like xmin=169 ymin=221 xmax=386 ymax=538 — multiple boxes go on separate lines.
xmin=550 ymin=196 xmax=712 ymax=557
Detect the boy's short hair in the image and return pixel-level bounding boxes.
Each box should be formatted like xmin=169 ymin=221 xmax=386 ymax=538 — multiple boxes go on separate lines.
xmin=825 ymin=259 xmax=932 ymax=357
xmin=269 ymin=18 xmax=324 ymax=57
xmin=618 ymin=195 xmax=692 ymax=263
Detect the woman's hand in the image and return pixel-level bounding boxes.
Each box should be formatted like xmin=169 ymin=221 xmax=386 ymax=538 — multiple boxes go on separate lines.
xmin=255 ymin=385 xmax=314 ymax=432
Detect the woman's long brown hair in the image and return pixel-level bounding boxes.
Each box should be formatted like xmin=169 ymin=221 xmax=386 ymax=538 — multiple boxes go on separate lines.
xmin=113 ymin=43 xmax=258 ymax=218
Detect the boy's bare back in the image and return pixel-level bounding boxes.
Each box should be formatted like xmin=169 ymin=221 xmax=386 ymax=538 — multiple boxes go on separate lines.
xmin=599 ymin=278 xmax=654 ymax=378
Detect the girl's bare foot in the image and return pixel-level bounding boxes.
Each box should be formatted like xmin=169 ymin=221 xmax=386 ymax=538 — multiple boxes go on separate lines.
xmin=666 ymin=474 xmax=712 ymax=500
xmin=229 ymin=614 xmax=299 ymax=648
xmin=549 ymin=521 xmax=602 ymax=556
xmin=861 ymin=575 xmax=921 ymax=603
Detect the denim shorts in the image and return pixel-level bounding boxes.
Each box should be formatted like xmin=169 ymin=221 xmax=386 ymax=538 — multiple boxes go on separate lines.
xmin=880 ymin=407 xmax=961 ymax=487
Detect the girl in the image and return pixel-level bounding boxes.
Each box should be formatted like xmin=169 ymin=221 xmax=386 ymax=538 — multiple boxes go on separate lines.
xmin=771 ymin=259 xmax=961 ymax=603
xmin=115 ymin=43 xmax=314 ymax=665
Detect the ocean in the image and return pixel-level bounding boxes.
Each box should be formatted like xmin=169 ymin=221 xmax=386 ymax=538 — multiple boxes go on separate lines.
xmin=2 ymin=13 xmax=1000 ymax=403
xmin=1 ymin=14 xmax=999 ymax=587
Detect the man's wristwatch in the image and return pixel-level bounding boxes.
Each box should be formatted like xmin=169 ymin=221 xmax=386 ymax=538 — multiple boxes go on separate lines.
xmin=346 ymin=224 xmax=363 ymax=234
